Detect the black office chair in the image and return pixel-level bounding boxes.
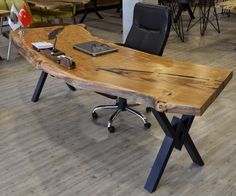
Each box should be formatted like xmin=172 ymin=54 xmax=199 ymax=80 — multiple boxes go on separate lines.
xmin=92 ymin=3 xmax=172 ymax=133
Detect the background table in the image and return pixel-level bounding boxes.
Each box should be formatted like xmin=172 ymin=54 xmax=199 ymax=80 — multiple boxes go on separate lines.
xmin=218 ymin=0 xmax=236 ymax=10
xmin=28 ymin=0 xmax=90 ymax=23
xmin=218 ymin=0 xmax=236 ymax=50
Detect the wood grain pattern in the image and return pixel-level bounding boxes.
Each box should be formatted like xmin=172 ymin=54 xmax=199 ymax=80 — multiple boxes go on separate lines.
xmin=10 ymin=25 xmax=233 ymax=116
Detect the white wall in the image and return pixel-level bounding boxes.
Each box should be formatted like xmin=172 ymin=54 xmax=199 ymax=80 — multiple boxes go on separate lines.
xmin=122 ymin=0 xmax=159 ymax=42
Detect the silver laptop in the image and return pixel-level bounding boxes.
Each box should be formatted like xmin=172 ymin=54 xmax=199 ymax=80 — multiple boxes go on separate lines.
xmin=73 ymin=41 xmax=118 ymax=56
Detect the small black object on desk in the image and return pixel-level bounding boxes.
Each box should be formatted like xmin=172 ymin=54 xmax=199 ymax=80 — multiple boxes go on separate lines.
xmin=48 ymin=27 xmax=65 ymax=56
xmin=32 ymin=27 xmax=76 ymax=69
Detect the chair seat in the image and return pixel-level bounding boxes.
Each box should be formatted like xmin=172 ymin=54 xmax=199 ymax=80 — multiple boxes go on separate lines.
xmin=92 ymin=97 xmax=151 ymax=133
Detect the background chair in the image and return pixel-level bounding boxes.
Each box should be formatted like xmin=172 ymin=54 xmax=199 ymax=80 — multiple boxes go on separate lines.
xmin=92 ymin=3 xmax=172 ymax=133
xmin=0 ymin=0 xmax=9 ymax=33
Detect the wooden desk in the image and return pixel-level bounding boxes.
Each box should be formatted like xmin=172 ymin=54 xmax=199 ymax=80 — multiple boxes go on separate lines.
xmin=11 ymin=25 xmax=233 ymax=193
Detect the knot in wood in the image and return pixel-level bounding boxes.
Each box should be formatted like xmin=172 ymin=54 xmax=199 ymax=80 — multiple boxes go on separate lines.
xmin=156 ymin=101 xmax=168 ymax=112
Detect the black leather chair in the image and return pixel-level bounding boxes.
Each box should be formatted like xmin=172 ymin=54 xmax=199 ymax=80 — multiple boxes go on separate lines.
xmin=92 ymin=3 xmax=172 ymax=133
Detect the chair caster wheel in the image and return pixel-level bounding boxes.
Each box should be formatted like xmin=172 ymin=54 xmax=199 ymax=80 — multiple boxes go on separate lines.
xmin=108 ymin=126 xmax=115 ymax=133
xmin=144 ymin=122 xmax=151 ymax=129
xmin=146 ymin=107 xmax=152 ymax=113
xmin=92 ymin=112 xmax=98 ymax=120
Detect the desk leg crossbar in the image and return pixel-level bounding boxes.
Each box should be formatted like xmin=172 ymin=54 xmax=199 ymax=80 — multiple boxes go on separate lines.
xmin=32 ymin=71 xmax=76 ymax=102
xmin=144 ymin=108 xmax=204 ymax=193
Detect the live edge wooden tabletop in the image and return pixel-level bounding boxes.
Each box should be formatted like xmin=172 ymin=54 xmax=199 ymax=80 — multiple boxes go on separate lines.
xmin=11 ymin=25 xmax=233 ymax=116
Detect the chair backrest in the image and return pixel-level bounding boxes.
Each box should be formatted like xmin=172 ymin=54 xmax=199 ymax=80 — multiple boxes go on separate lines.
xmin=124 ymin=3 xmax=172 ymax=56
xmin=5 ymin=0 xmax=33 ymax=20
xmin=0 ymin=0 xmax=8 ymax=10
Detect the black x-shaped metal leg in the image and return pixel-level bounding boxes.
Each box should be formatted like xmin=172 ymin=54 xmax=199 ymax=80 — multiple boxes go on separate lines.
xmin=79 ymin=0 xmax=103 ymax=23
xmin=31 ymin=71 xmax=76 ymax=102
xmin=31 ymin=71 xmax=48 ymax=102
xmin=187 ymin=0 xmax=220 ymax=36
xmin=144 ymin=108 xmax=204 ymax=193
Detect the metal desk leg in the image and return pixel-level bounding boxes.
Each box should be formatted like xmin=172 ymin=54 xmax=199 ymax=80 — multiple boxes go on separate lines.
xmin=66 ymin=83 xmax=76 ymax=91
xmin=7 ymin=37 xmax=12 ymax=61
xmin=144 ymin=109 xmax=204 ymax=193
xmin=80 ymin=9 xmax=89 ymax=23
xmin=71 ymin=6 xmax=76 ymax=24
xmin=93 ymin=0 xmax=103 ymax=19
xmin=0 ymin=16 xmax=3 ymax=34
xmin=32 ymin=71 xmax=76 ymax=102
xmin=32 ymin=71 xmax=48 ymax=102
xmin=144 ymin=136 xmax=174 ymax=193
xmin=79 ymin=0 xmax=103 ymax=23
xmin=40 ymin=8 xmax=43 ymax=23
